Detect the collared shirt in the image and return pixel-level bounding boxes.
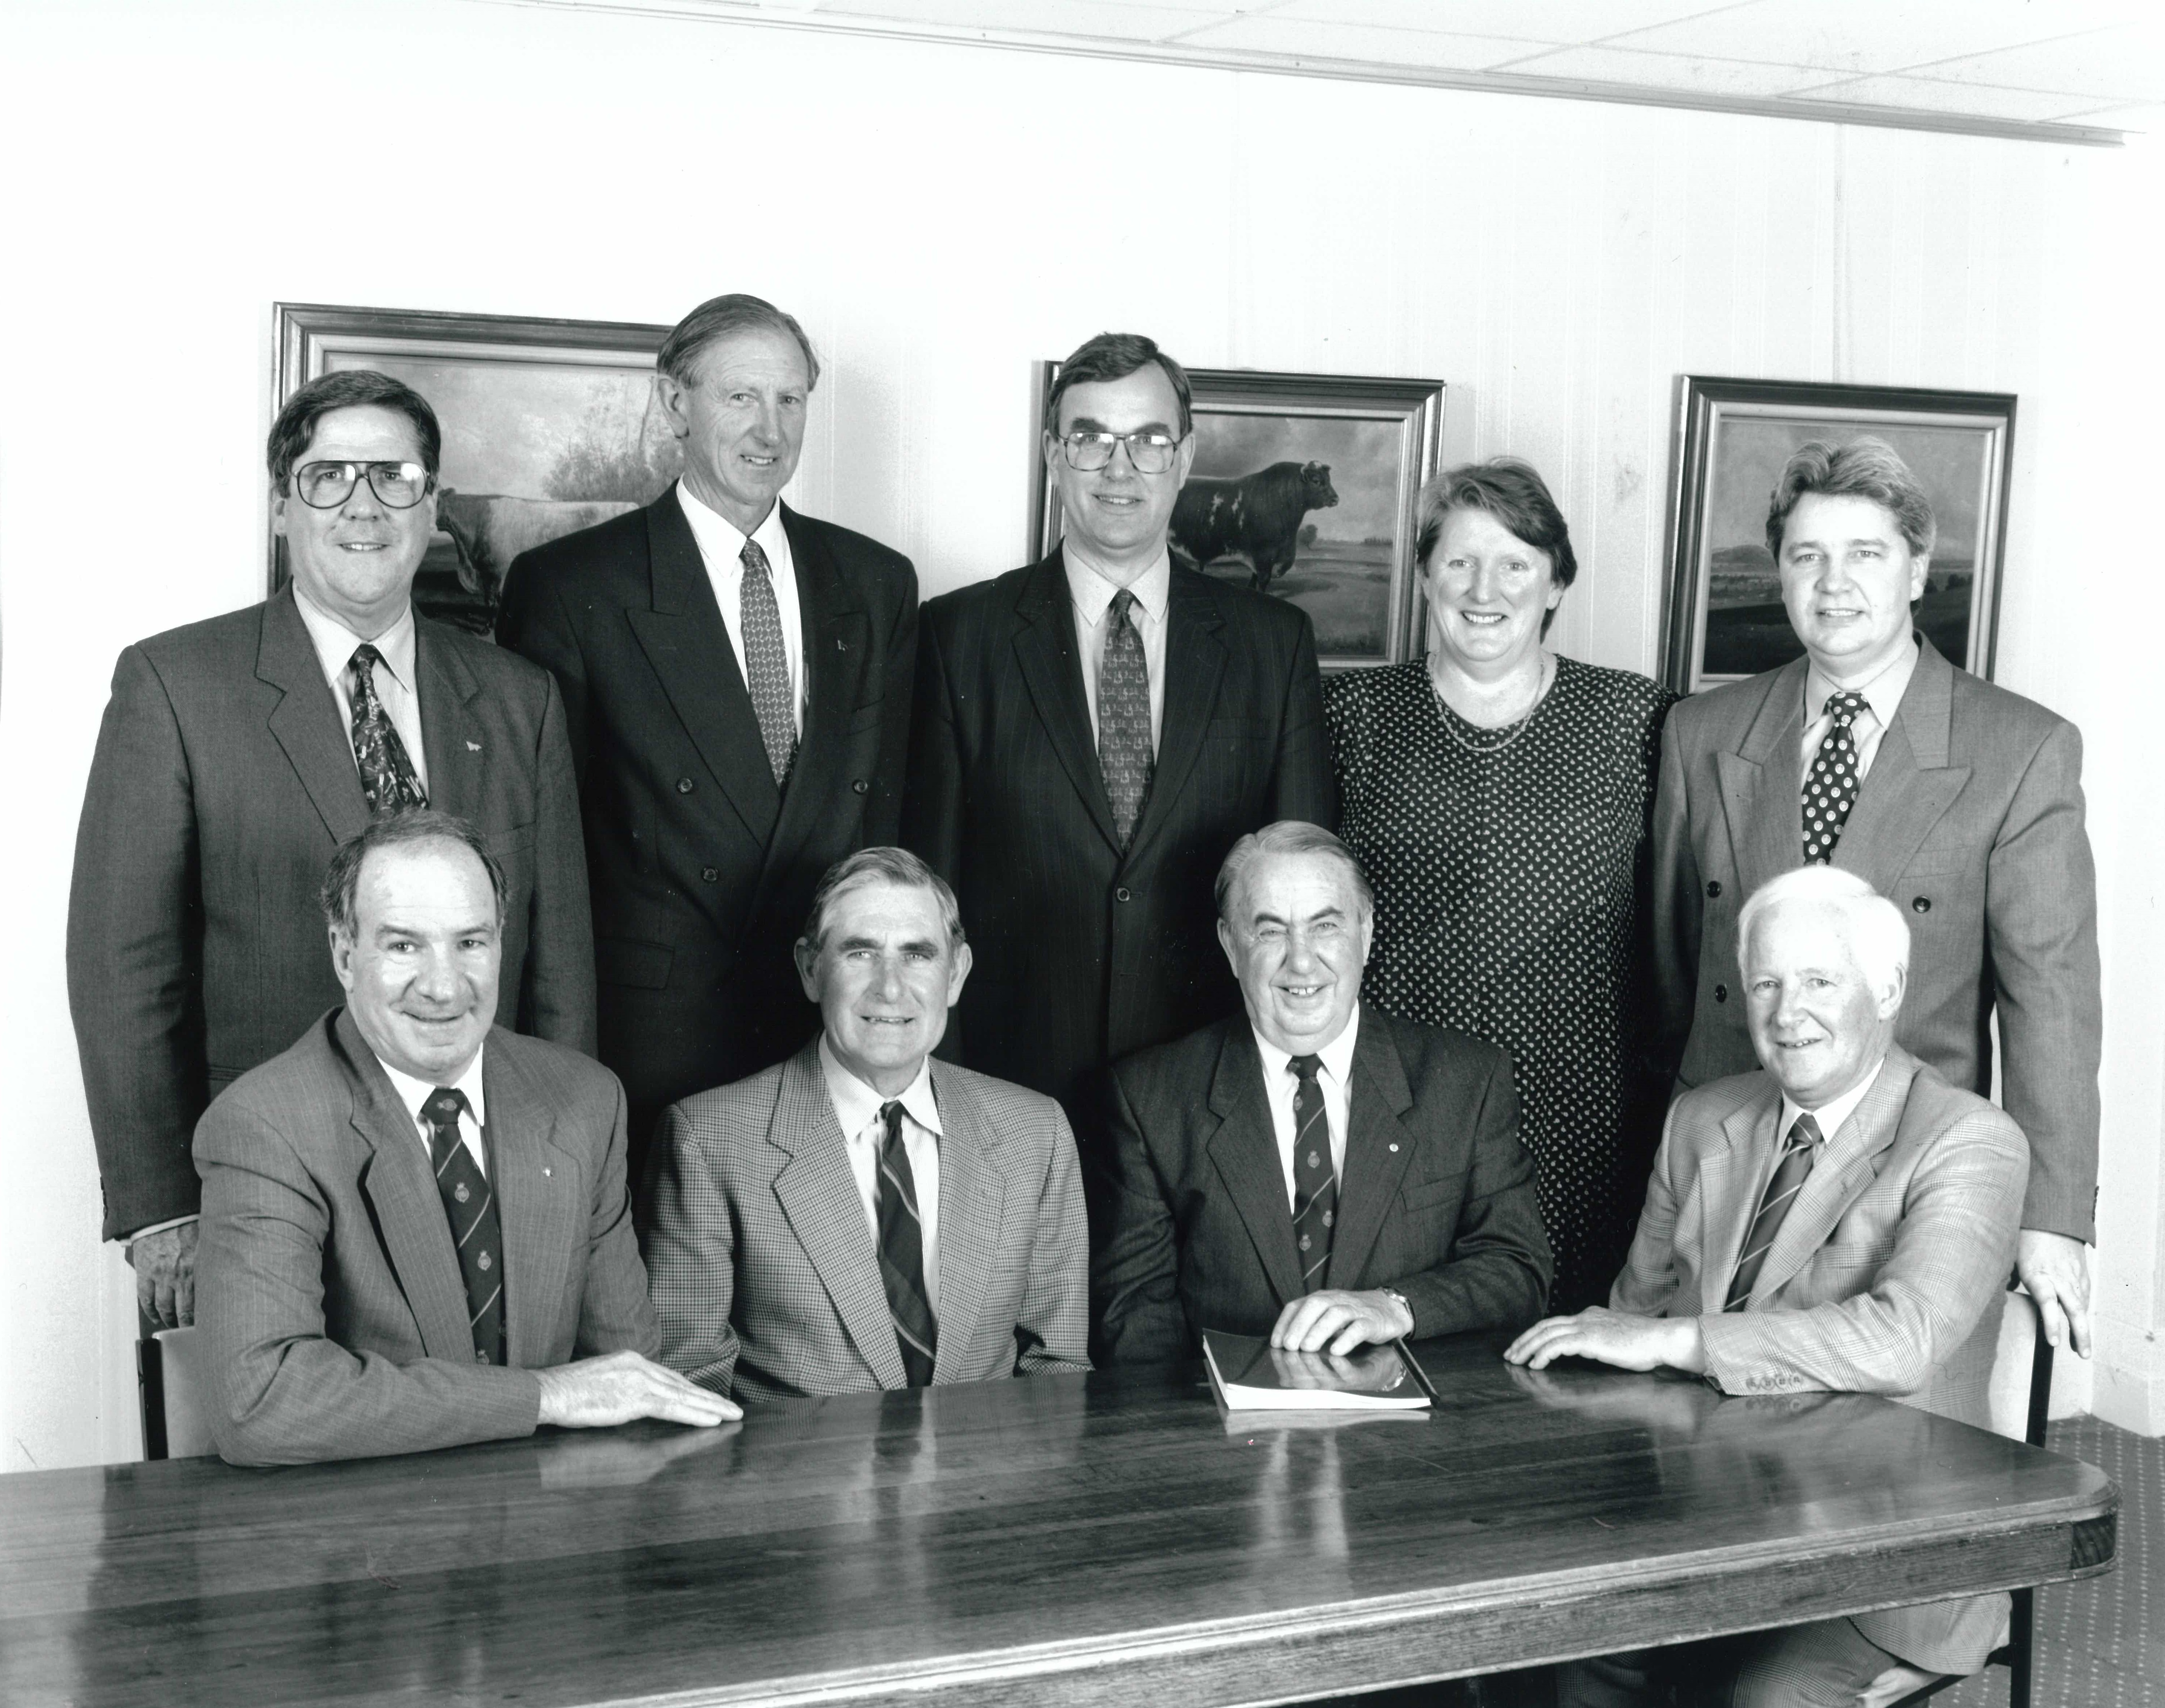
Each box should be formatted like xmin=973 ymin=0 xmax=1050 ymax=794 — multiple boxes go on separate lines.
xmin=292 ymin=587 xmax=429 ymax=792
xmin=819 ymin=1036 xmax=942 ymax=1310
xmin=377 ymin=1047 xmax=490 ymax=1176
xmin=1067 ymin=549 xmax=1170 ymax=752
xmin=1753 ymin=1056 xmax=1887 ymax=1207
xmin=1798 ymin=635 xmax=1919 ymax=794
xmin=677 ymin=484 xmax=805 ymax=734
xmin=1251 ymin=1005 xmax=1361 ymax=1214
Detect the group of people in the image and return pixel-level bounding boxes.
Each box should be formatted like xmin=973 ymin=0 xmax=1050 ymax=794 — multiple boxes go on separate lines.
xmin=63 ymin=291 xmax=2100 ymax=1708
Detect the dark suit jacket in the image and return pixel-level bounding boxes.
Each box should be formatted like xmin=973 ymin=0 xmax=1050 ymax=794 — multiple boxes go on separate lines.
xmin=68 ymin=586 xmax=595 ymax=1241
xmin=1093 ymin=1009 xmax=1552 ymax=1363
xmin=194 ymin=1012 xmax=657 ymax=1466
xmin=1650 ymin=636 xmax=2100 ymax=1240
xmin=904 ymin=550 xmax=1335 ymax=1131
xmin=497 ymin=486 xmax=917 ymax=1171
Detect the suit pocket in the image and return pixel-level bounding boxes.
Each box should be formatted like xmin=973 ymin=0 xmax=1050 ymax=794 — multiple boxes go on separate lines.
xmin=1399 ymin=1177 xmax=1459 ymax=1215
xmin=595 ymin=936 xmax=673 ymax=990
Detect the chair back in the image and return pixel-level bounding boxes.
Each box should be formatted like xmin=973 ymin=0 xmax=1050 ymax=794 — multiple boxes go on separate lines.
xmin=1987 ymin=1287 xmax=2055 ymax=1446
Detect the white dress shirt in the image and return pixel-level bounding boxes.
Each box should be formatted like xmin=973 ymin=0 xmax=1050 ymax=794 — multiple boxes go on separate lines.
xmin=377 ymin=1047 xmax=490 ymax=1176
xmin=1751 ymin=1056 xmax=1886 ymax=1210
xmin=1067 ymin=549 xmax=1170 ymax=752
xmin=1251 ymin=1006 xmax=1360 ymax=1213
xmin=677 ymin=485 xmax=805 ymax=734
xmin=1798 ymin=635 xmax=1919 ymax=794
xmin=292 ymin=587 xmax=429 ymax=792
xmin=819 ymin=1037 xmax=942 ymax=1310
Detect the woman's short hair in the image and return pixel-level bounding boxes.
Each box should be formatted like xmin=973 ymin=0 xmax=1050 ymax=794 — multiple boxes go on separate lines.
xmin=1415 ymin=459 xmax=1578 ymax=635
xmin=1764 ymin=437 xmax=1937 ymax=560
xmin=800 ymin=847 xmax=966 ymax=955
xmin=1215 ymin=821 xmax=1374 ymax=923
xmin=319 ymin=810 xmax=507 ymax=939
xmin=1735 ymin=865 xmax=1910 ymax=994
xmin=1043 ymin=332 xmax=1194 ymax=438
xmin=657 ymin=294 xmax=821 ymax=392
xmin=268 ymin=370 xmax=442 ymax=498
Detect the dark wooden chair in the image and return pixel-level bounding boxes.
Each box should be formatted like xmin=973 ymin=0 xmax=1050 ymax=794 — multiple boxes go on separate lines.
xmin=137 ymin=1326 xmax=215 ymax=1460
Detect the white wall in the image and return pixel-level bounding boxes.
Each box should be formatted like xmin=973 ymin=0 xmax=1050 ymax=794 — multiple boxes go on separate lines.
xmin=2 ymin=0 xmax=2158 ymax=1468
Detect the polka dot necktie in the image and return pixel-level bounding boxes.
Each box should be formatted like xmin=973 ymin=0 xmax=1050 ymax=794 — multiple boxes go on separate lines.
xmin=1288 ymin=1055 xmax=1337 ymax=1294
xmin=1724 ymin=1112 xmax=1821 ymax=1311
xmin=420 ymin=1087 xmax=504 ymax=1365
xmin=738 ymin=538 xmax=798 ymax=788
xmin=875 ymin=1101 xmax=938 ymax=1388
xmin=1097 ymin=589 xmax=1155 ymax=850
xmin=347 ymin=644 xmax=427 ymax=817
xmin=1801 ymin=691 xmax=1870 ymax=864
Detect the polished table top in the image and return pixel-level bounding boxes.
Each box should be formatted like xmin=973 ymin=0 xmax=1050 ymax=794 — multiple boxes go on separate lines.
xmin=0 ymin=1333 xmax=2117 ymax=1707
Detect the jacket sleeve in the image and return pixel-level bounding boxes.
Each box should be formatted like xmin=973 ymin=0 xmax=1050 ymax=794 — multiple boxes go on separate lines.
xmin=900 ymin=608 xmax=963 ymax=886
xmin=1609 ymin=1098 xmax=1691 ymax=1319
xmin=517 ymin=668 xmax=598 ymax=1056
xmin=1090 ymin=1067 xmax=1193 ymax=1365
xmin=1648 ymin=712 xmax=1704 ymax=1084
xmin=497 ymin=554 xmax=592 ymax=791
xmin=864 ymin=559 xmax=920 ymax=849
xmin=639 ymin=1102 xmax=743 ymax=1396
xmin=1267 ymin=610 xmax=1338 ymax=829
xmin=1013 ymin=1104 xmax=1093 ymax=1376
xmin=575 ymin=1077 xmax=659 ymax=1358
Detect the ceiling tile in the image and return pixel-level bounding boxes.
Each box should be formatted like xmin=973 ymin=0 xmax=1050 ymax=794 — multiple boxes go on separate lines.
xmin=1787 ymin=73 xmax=2115 ymax=122
xmin=1497 ymin=43 xmax=1826 ymax=98
xmin=818 ymin=0 xmax=1225 ymax=39
xmin=1903 ymin=25 xmax=2165 ymax=101
xmin=1267 ymin=0 xmax=1737 ymax=42
xmin=1170 ymin=14 xmax=1546 ymax=68
xmin=1606 ymin=0 xmax=2129 ymax=77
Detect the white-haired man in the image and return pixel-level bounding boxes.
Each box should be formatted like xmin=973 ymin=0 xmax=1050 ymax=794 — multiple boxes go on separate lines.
xmin=1509 ymin=864 xmax=2027 ymax=1707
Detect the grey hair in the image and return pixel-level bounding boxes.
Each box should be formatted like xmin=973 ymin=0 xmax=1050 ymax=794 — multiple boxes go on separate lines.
xmin=320 ymin=810 xmax=507 ymax=938
xmin=799 ymin=847 xmax=966 ymax=955
xmin=1736 ymin=865 xmax=1910 ymax=993
xmin=1215 ymin=821 xmax=1374 ymax=923
xmin=657 ymin=293 xmax=821 ymax=391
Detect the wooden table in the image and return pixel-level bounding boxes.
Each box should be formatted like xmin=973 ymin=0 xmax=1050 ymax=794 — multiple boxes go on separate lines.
xmin=0 ymin=1333 xmax=2116 ymax=1707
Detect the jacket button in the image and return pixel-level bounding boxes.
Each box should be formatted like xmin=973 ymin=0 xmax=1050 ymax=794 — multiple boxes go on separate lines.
xmin=701 ymin=867 xmax=718 ymax=883
xmin=1912 ymin=895 xmax=1931 ymax=913
xmin=1713 ymin=983 xmax=1727 ymax=1003
xmin=852 ymin=779 xmax=869 ymax=795
xmin=1115 ymin=887 xmax=1132 ymax=903
xmin=676 ymin=776 xmax=695 ymax=794
xmin=1707 ymin=880 xmax=1722 ymax=899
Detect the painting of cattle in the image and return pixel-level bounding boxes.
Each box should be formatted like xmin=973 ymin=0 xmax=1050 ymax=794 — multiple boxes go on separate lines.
xmin=1170 ymin=461 xmax=1339 ymax=595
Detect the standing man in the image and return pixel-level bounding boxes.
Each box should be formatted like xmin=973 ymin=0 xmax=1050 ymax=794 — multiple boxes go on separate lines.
xmin=69 ymin=370 xmax=593 ymax=1331
xmin=1651 ymin=438 xmax=2099 ymax=1355
xmin=499 ymin=295 xmax=917 ymax=1183
xmin=906 ymin=332 xmax=1334 ymax=1176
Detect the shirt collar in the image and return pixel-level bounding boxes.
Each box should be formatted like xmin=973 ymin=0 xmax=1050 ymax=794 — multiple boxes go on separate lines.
xmin=1250 ymin=1003 xmax=1361 ymax=1090
xmin=1064 ymin=548 xmax=1171 ymax=627
xmin=293 ymin=585 xmax=418 ymax=694
xmin=375 ymin=1043 xmax=488 ymax=1132
xmin=1779 ymin=1054 xmax=1884 ymax=1151
xmin=678 ymin=481 xmax=789 ymax=572
xmin=1805 ymin=633 xmax=1918 ymax=730
xmin=818 ymin=1035 xmax=942 ymax=1142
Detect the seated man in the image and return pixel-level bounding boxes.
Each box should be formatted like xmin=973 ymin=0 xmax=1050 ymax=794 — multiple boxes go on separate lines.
xmin=1508 ymin=864 xmax=2027 ymax=1707
xmin=1094 ymin=821 xmax=1551 ymax=1363
xmin=643 ymin=847 xmax=1090 ymax=1400
xmin=196 ymin=811 xmax=735 ymax=1465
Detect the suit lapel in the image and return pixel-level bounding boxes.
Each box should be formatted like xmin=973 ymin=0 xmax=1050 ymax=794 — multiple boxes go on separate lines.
xmin=1752 ymin=1052 xmax=1915 ymax=1304
xmin=414 ymin=618 xmax=484 ymax=819
xmin=258 ymin=589 xmax=370 ymax=848
xmin=1699 ymin=1084 xmax=1782 ymax=1315
xmin=1325 ymin=1016 xmax=1419 ymax=1291
xmin=483 ymin=1036 xmax=584 ymax=1369
xmin=1125 ymin=569 xmax=1229 ymax=869
xmin=926 ymin=1062 xmax=1004 ymax=1383
xmin=1205 ymin=1025 xmax=1305 ymax=1307
xmin=1009 ymin=552 xmax=1123 ymax=854
xmin=1832 ymin=642 xmax=1970 ymax=889
xmin=1716 ymin=659 xmax=1808 ymax=895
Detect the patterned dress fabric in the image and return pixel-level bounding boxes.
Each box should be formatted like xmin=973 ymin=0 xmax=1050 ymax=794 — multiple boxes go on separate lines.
xmin=1097 ymin=588 xmax=1155 ymax=849
xmin=875 ymin=1101 xmax=938 ymax=1387
xmin=1288 ymin=1053 xmax=1337 ymax=1291
xmin=1326 ymin=656 xmax=1678 ymax=1311
xmin=1723 ymin=1112 xmax=1822 ymax=1309
xmin=347 ymin=643 xmax=427 ymax=817
xmin=1801 ymin=690 xmax=1869 ymax=863
xmin=420 ymin=1086 xmax=505 ymax=1365
xmin=738 ymin=539 xmax=799 ymax=787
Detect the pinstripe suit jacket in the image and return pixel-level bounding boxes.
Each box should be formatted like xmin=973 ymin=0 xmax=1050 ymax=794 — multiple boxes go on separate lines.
xmin=1612 ymin=1044 xmax=2028 ymax=1674
xmin=642 ymin=1042 xmax=1091 ymax=1402
xmin=194 ymin=1011 xmax=657 ymax=1466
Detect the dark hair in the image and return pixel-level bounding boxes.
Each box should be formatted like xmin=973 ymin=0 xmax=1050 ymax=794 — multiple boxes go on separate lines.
xmin=268 ymin=370 xmax=441 ymax=498
xmin=1215 ymin=821 xmax=1374 ymax=923
xmin=1765 ymin=437 xmax=1937 ymax=560
xmin=799 ymin=846 xmax=965 ymax=955
xmin=320 ymin=810 xmax=508 ymax=938
xmin=1043 ymin=332 xmax=1193 ymax=438
xmin=657 ymin=294 xmax=821 ymax=391
xmin=1416 ymin=458 xmax=1577 ymax=637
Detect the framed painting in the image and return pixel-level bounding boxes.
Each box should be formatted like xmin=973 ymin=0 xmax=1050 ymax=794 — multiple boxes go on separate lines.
xmin=272 ymin=303 xmax=682 ymax=634
xmin=1032 ymin=364 xmax=1446 ymax=671
xmin=1663 ymin=375 xmax=2016 ymax=695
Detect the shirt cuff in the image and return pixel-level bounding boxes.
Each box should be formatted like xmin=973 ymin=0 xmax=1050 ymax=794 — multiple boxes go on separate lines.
xmin=122 ymin=1213 xmax=199 ymax=1247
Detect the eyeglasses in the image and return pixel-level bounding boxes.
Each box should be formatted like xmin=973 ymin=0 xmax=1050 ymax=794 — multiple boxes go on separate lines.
xmin=1056 ymin=430 xmax=1182 ymax=475
xmin=292 ymin=460 xmax=433 ymax=510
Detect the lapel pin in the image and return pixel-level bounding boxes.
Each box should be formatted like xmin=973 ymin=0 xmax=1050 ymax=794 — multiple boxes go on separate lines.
xmin=1388 ymin=1143 xmax=1399 ymax=1153
xmin=466 ymin=740 xmax=482 ymax=752
xmin=542 ymin=1166 xmax=552 ymax=1178
xmin=836 ymin=638 xmax=847 ymax=651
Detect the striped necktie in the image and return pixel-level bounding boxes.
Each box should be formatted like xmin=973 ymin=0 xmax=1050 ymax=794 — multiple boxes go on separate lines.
xmin=738 ymin=538 xmax=798 ymax=787
xmin=1724 ymin=1112 xmax=1823 ymax=1311
xmin=875 ymin=1101 xmax=938 ymax=1387
xmin=420 ymin=1086 xmax=505 ymax=1364
xmin=1097 ymin=588 xmax=1154 ymax=849
xmin=1801 ymin=691 xmax=1869 ymax=863
xmin=348 ymin=644 xmax=427 ymax=817
xmin=1288 ymin=1054 xmax=1337 ymax=1294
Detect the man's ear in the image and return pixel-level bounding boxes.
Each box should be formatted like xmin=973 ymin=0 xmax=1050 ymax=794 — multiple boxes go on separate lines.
xmin=944 ymin=941 xmax=973 ymax=1008
xmin=328 ymin=926 xmax=355 ymax=993
xmin=793 ymin=937 xmax=821 ymax=1005
xmin=1878 ymin=965 xmax=1908 ymax=1021
xmin=655 ymin=370 xmax=692 ymax=441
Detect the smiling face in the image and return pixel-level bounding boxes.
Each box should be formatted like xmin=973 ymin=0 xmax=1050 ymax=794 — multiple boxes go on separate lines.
xmin=659 ymin=325 xmax=811 ymax=533
xmin=1218 ymin=849 xmax=1371 ymax=1056
xmin=1776 ymin=493 xmax=1929 ymax=683
xmin=796 ymin=878 xmax=972 ymax=1097
xmin=1421 ymin=505 xmax=1563 ymax=677
xmin=1044 ymin=364 xmax=1197 ymax=578
xmin=1742 ymin=898 xmax=1902 ymax=1109
xmin=332 ymin=838 xmax=502 ymax=1084
xmin=272 ymin=405 xmax=437 ymax=637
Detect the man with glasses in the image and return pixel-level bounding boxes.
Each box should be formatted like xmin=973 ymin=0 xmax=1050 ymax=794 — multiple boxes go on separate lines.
xmin=906 ymin=333 xmax=1334 ymax=1243
xmin=68 ymin=369 xmax=594 ymax=1333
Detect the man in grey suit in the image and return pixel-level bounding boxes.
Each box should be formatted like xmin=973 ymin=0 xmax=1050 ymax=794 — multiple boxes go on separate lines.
xmin=195 ymin=812 xmax=733 ymax=1466
xmin=1512 ymin=865 xmax=2027 ymax=1706
xmin=643 ymin=847 xmax=1090 ymax=1401
xmin=70 ymin=369 xmax=594 ymax=1330
xmin=1651 ymin=437 xmax=2096 ymax=1355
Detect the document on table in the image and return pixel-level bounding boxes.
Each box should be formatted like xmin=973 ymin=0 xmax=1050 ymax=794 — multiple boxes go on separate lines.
xmin=1203 ymin=1330 xmax=1434 ymax=1411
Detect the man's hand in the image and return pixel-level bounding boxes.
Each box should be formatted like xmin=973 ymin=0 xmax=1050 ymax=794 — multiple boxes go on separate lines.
xmin=126 ymin=1223 xmax=198 ymax=1329
xmin=534 ymin=1351 xmax=742 ymax=1430
xmin=1270 ymin=1288 xmax=1413 ymax=1356
xmin=2018 ymin=1230 xmax=2092 ymax=1358
xmin=1504 ymin=1307 xmax=1707 ymax=1375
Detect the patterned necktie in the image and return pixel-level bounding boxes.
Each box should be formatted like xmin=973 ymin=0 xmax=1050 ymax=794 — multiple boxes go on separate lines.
xmin=875 ymin=1101 xmax=938 ymax=1388
xmin=1801 ymin=691 xmax=1870 ymax=863
xmin=1097 ymin=588 xmax=1155 ymax=850
xmin=738 ymin=538 xmax=798 ymax=787
xmin=1724 ymin=1112 xmax=1822 ymax=1311
xmin=1288 ymin=1055 xmax=1338 ymax=1294
xmin=420 ymin=1087 xmax=505 ymax=1364
xmin=348 ymin=644 xmax=427 ymax=817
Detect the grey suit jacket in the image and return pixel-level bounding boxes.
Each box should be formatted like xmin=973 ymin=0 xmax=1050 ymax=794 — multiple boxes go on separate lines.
xmin=194 ymin=1011 xmax=656 ymax=1466
xmin=1650 ymin=635 xmax=2098 ymax=1240
xmin=1612 ymin=1045 xmax=2028 ymax=1673
xmin=70 ymin=585 xmax=595 ymax=1240
xmin=642 ymin=1043 xmax=1091 ymax=1401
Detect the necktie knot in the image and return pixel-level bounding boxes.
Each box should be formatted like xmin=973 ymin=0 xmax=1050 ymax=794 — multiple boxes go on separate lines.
xmin=1288 ymin=1053 xmax=1323 ymax=1088
xmin=421 ymin=1086 xmax=469 ymax=1144
xmin=349 ymin=641 xmax=385 ymax=683
xmin=1788 ymin=1110 xmax=1824 ymax=1153
xmin=1822 ymin=689 xmax=1868 ymax=728
xmin=740 ymin=538 xmax=772 ymax=580
xmin=1110 ymin=587 xmax=1137 ymax=625
xmin=879 ymin=1100 xmax=906 ymax=1151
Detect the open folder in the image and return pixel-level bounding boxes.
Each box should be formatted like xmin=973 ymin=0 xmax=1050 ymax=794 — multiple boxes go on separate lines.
xmin=1202 ymin=1329 xmax=1435 ymax=1411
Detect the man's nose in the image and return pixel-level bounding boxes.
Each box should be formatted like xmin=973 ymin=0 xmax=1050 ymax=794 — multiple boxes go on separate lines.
xmin=870 ymin=953 xmax=907 ymax=1000
xmin=412 ymin=944 xmax=458 ymax=1000
xmin=340 ymin=479 xmax=386 ymax=520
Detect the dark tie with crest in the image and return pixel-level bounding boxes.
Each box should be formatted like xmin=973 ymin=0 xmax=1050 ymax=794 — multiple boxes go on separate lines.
xmin=738 ymin=538 xmax=798 ymax=787
xmin=1801 ymin=691 xmax=1870 ymax=863
xmin=1097 ymin=588 xmax=1154 ymax=850
xmin=875 ymin=1101 xmax=938 ymax=1388
xmin=1288 ymin=1055 xmax=1338 ymax=1294
xmin=420 ymin=1087 xmax=505 ymax=1364
xmin=1724 ymin=1112 xmax=1823 ymax=1311
xmin=348 ymin=643 xmax=427 ymax=816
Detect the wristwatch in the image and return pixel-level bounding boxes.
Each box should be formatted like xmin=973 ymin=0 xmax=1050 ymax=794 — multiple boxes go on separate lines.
xmin=1377 ymin=1286 xmax=1414 ymax=1335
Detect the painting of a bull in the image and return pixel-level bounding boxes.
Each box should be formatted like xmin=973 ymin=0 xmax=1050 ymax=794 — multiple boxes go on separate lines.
xmin=1169 ymin=460 xmax=1339 ymax=595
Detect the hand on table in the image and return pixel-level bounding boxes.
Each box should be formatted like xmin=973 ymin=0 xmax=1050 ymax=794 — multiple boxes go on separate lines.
xmin=535 ymin=1351 xmax=741 ymax=1430
xmin=127 ymin=1223 xmax=198 ymax=1329
xmin=2017 ymin=1230 xmax=2092 ymax=1358
xmin=1270 ymin=1288 xmax=1413 ymax=1357
xmin=1504 ymin=1307 xmax=1706 ymax=1376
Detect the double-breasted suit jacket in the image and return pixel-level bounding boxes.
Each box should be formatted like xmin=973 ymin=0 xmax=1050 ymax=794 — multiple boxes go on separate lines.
xmin=68 ymin=586 xmax=594 ymax=1241
xmin=497 ymin=487 xmax=918 ymax=1170
xmin=1650 ymin=636 xmax=2099 ymax=1241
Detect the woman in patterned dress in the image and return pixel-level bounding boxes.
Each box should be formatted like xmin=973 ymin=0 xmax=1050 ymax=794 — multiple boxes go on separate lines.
xmin=1325 ymin=461 xmax=1677 ymax=1311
